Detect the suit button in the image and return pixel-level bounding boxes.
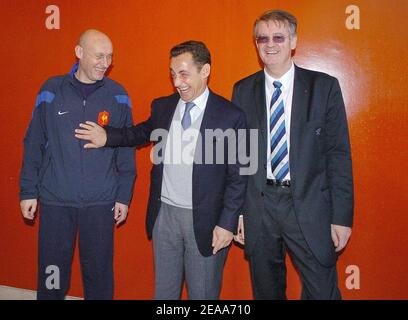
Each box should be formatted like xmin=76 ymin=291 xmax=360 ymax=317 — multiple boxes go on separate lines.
xmin=261 ymin=192 xmax=264 ymax=197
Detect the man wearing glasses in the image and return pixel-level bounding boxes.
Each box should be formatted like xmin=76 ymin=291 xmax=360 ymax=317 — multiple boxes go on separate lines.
xmin=19 ymin=29 xmax=136 ymax=299
xmin=232 ymin=10 xmax=354 ymax=299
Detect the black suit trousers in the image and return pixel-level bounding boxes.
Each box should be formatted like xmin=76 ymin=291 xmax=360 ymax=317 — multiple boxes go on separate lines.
xmin=248 ymin=184 xmax=341 ymax=300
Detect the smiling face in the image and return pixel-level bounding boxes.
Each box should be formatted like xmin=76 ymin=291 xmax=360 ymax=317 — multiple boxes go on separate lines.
xmin=255 ymin=20 xmax=297 ymax=77
xmin=75 ymin=32 xmax=113 ymax=83
xmin=170 ymin=52 xmax=210 ymax=102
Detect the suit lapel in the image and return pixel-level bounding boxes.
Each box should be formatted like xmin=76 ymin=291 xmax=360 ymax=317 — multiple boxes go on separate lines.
xmin=290 ymin=66 xmax=310 ymax=132
xmin=192 ymin=90 xmax=217 ymax=199
xmin=199 ymin=90 xmax=218 ymax=134
xmin=290 ymin=66 xmax=310 ymax=180
xmin=254 ymin=72 xmax=267 ymax=145
xmin=160 ymin=93 xmax=180 ymax=130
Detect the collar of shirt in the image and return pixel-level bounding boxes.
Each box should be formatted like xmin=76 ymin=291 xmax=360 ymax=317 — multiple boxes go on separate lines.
xmin=179 ymin=87 xmax=209 ymax=120
xmin=264 ymin=61 xmax=295 ymax=94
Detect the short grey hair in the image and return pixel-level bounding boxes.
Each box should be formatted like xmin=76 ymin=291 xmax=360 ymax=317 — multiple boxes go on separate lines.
xmin=253 ymin=9 xmax=297 ymax=37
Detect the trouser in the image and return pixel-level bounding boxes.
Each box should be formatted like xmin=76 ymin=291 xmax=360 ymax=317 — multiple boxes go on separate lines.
xmin=249 ymin=185 xmax=341 ymax=300
xmin=37 ymin=203 xmax=115 ymax=300
xmin=153 ymin=201 xmax=228 ymax=300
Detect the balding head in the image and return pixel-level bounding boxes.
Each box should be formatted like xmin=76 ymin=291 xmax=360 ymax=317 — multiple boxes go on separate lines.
xmin=78 ymin=29 xmax=112 ymax=49
xmin=74 ymin=29 xmax=113 ymax=83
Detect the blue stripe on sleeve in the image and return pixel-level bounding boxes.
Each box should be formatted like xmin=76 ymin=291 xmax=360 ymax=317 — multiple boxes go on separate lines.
xmin=115 ymin=95 xmax=132 ymax=108
xmin=35 ymin=91 xmax=55 ymax=108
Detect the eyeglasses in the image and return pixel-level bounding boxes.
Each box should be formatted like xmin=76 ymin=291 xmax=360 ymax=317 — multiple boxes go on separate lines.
xmin=255 ymin=34 xmax=289 ymax=44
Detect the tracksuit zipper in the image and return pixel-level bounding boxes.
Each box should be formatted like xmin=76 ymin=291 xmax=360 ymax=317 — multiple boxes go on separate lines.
xmin=70 ymin=79 xmax=103 ymax=206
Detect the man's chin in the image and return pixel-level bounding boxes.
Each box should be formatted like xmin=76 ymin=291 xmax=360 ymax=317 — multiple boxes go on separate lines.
xmin=93 ymin=73 xmax=105 ymax=81
xmin=179 ymin=93 xmax=192 ymax=102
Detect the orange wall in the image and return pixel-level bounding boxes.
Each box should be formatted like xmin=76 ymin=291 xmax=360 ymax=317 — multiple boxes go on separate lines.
xmin=1 ymin=0 xmax=407 ymax=299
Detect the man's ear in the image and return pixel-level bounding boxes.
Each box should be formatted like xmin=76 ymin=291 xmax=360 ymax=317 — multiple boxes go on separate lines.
xmin=290 ymin=35 xmax=297 ymax=50
xmin=201 ymin=63 xmax=211 ymax=79
xmin=75 ymin=45 xmax=83 ymax=60
xmin=255 ymin=39 xmax=260 ymax=51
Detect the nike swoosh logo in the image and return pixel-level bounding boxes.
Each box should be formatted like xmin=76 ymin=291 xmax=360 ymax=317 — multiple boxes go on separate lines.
xmin=58 ymin=111 xmax=69 ymax=115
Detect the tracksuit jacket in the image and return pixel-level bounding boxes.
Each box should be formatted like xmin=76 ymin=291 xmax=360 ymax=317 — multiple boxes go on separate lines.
xmin=19 ymin=64 xmax=136 ymax=207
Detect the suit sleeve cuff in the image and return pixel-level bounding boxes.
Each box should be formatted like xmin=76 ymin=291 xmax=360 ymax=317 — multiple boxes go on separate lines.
xmin=105 ymin=126 xmax=124 ymax=147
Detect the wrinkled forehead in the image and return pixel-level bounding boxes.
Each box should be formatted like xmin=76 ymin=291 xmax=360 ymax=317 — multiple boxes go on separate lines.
xmin=170 ymin=52 xmax=199 ymax=71
xmin=255 ymin=19 xmax=291 ymax=35
xmin=83 ymin=36 xmax=113 ymax=54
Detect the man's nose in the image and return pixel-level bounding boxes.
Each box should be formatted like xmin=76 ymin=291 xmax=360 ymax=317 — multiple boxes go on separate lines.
xmin=102 ymin=56 xmax=110 ymax=68
xmin=266 ymin=38 xmax=277 ymax=46
xmin=173 ymin=75 xmax=181 ymax=87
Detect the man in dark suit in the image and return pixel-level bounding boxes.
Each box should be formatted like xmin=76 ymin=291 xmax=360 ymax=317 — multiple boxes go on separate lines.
xmin=232 ymin=10 xmax=354 ymax=299
xmin=75 ymin=41 xmax=247 ymax=299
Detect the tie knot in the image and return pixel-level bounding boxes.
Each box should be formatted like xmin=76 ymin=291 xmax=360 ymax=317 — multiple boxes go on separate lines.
xmin=273 ymin=81 xmax=282 ymax=89
xmin=185 ymin=101 xmax=195 ymax=112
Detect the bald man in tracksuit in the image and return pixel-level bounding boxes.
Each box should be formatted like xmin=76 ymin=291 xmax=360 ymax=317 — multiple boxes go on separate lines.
xmin=19 ymin=30 xmax=136 ymax=300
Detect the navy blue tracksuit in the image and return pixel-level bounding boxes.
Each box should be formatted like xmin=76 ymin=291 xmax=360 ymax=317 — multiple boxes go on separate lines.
xmin=20 ymin=64 xmax=136 ymax=299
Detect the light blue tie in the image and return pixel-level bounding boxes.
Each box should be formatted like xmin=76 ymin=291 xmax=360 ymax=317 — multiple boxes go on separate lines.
xmin=270 ymin=81 xmax=290 ymax=181
xmin=181 ymin=101 xmax=195 ymax=130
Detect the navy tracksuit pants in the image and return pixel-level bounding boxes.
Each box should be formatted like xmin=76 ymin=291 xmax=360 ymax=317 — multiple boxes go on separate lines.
xmin=37 ymin=203 xmax=115 ymax=300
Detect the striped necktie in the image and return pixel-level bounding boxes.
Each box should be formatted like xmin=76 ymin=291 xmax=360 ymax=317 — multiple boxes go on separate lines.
xmin=181 ymin=101 xmax=195 ymax=130
xmin=270 ymin=81 xmax=290 ymax=181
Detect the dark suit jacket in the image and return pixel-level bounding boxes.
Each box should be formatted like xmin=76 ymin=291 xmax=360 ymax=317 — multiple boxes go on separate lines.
xmin=106 ymin=90 xmax=248 ymax=257
xmin=232 ymin=66 xmax=354 ymax=267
